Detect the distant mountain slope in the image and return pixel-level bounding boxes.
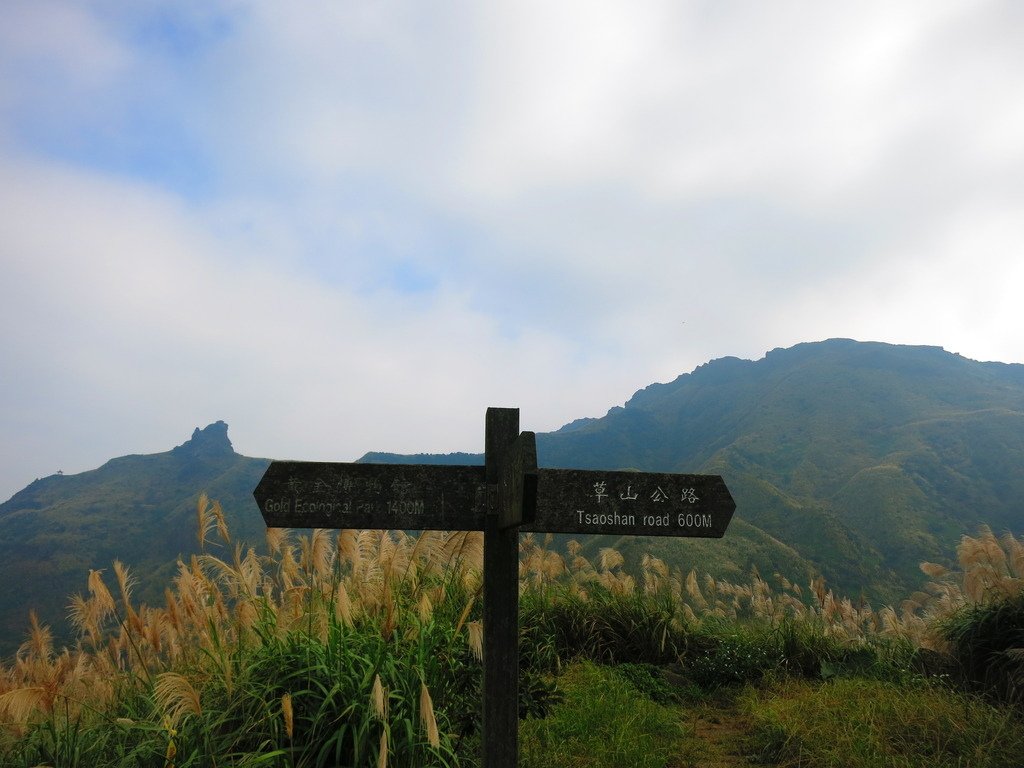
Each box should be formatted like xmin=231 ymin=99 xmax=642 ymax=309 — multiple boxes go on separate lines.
xmin=365 ymin=340 xmax=1024 ymax=600
xmin=0 ymin=422 xmax=270 ymax=657
xmin=2 ymin=339 xmax=1023 ymax=658
xmin=536 ymin=340 xmax=1024 ymax=601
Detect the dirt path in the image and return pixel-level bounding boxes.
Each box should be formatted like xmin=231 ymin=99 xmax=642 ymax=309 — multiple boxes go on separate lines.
xmin=672 ymin=700 xmax=775 ymax=768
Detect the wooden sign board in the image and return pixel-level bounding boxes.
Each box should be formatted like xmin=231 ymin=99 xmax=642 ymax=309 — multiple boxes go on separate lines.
xmin=254 ymin=465 xmax=735 ymax=538
xmin=527 ymin=469 xmax=734 ymax=537
xmin=254 ymin=461 xmax=488 ymax=531
xmin=253 ymin=407 xmax=735 ymax=768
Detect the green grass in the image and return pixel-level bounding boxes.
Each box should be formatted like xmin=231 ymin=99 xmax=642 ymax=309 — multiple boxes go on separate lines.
xmin=5 ymin=511 xmax=1024 ymax=768
xmin=519 ymin=585 xmax=687 ymax=669
xmin=520 ymin=661 xmax=686 ymax=768
xmin=742 ymin=677 xmax=1024 ymax=768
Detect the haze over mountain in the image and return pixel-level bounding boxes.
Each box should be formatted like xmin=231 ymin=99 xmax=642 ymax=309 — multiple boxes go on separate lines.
xmin=2 ymin=339 xmax=1023 ymax=658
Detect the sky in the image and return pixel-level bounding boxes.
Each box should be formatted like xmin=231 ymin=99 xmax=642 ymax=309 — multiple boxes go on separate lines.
xmin=2 ymin=1 xmax=1023 ymax=502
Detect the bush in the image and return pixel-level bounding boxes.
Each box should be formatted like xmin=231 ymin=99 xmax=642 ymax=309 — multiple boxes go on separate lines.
xmin=612 ymin=663 xmax=679 ymax=704
xmin=940 ymin=593 xmax=1024 ymax=706
xmin=683 ymin=622 xmax=783 ymax=688
xmin=519 ymin=586 xmax=688 ymax=669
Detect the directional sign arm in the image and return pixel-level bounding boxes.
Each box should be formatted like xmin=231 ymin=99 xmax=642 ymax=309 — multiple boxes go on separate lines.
xmin=253 ymin=461 xmax=487 ymax=531
xmin=523 ymin=469 xmax=735 ymax=537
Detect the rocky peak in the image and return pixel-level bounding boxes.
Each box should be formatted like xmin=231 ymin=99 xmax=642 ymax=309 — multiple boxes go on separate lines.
xmin=172 ymin=420 xmax=235 ymax=459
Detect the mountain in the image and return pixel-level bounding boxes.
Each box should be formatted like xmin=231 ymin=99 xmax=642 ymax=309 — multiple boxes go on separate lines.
xmin=538 ymin=339 xmax=1024 ymax=602
xmin=3 ymin=339 xmax=1024 ymax=658
xmin=365 ymin=340 xmax=1024 ymax=602
xmin=0 ymin=422 xmax=270 ymax=656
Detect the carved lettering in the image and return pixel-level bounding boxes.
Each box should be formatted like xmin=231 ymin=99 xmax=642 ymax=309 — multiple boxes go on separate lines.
xmin=255 ymin=461 xmax=733 ymax=538
xmin=295 ymin=499 xmax=348 ymax=516
xmin=576 ymin=510 xmax=636 ymax=526
xmin=387 ymin=499 xmax=425 ymax=515
xmin=678 ymin=513 xmax=713 ymax=527
xmin=262 ymin=498 xmax=291 ymax=515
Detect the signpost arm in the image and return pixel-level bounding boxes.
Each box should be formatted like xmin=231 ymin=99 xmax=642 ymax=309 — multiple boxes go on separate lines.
xmin=483 ymin=407 xmax=520 ymax=768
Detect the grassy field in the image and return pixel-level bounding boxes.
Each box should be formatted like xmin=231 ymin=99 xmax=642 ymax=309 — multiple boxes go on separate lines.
xmin=1 ymin=496 xmax=1022 ymax=767
xmin=521 ymin=662 xmax=1024 ymax=768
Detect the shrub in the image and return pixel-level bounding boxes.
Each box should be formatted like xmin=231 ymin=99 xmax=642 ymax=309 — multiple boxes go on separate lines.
xmin=683 ymin=621 xmax=783 ymax=688
xmin=939 ymin=593 xmax=1024 ymax=706
xmin=612 ymin=662 xmax=679 ymax=704
xmin=519 ymin=585 xmax=688 ymax=669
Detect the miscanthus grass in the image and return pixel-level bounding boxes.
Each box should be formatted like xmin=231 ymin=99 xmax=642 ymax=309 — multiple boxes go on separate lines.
xmin=0 ymin=494 xmax=488 ymax=767
xmin=1 ymin=496 xmax=1021 ymax=767
xmin=521 ymin=526 xmax=1024 ymax=692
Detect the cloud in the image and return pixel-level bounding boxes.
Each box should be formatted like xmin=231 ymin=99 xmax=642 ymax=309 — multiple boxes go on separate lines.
xmin=0 ymin=154 xmax=644 ymax=498
xmin=0 ymin=1 xmax=129 ymax=90
xmin=2 ymin=0 xmax=1023 ymax=500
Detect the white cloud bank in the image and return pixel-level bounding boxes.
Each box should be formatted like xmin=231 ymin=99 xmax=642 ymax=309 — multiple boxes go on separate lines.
xmin=1 ymin=0 xmax=1023 ymax=500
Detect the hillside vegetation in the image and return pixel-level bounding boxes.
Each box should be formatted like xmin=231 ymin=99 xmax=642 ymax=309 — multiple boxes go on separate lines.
xmin=536 ymin=340 xmax=1024 ymax=603
xmin=3 ymin=339 xmax=1024 ymax=657
xmin=0 ymin=423 xmax=269 ymax=657
xmin=1 ymin=502 xmax=1023 ymax=767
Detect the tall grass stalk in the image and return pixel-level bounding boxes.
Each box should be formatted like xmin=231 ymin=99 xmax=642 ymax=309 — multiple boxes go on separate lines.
xmin=1 ymin=504 xmax=1021 ymax=765
xmin=1 ymin=500 xmax=487 ymax=766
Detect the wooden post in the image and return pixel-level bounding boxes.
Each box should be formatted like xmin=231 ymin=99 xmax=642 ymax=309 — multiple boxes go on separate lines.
xmin=253 ymin=407 xmax=736 ymax=768
xmin=499 ymin=431 xmax=538 ymax=530
xmin=484 ymin=407 xmax=520 ymax=768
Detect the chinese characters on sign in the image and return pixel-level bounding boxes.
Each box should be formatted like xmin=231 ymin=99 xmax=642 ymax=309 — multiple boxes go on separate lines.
xmin=595 ymin=481 xmax=698 ymax=505
xmin=574 ymin=479 xmax=710 ymax=529
xmin=255 ymin=462 xmax=489 ymax=531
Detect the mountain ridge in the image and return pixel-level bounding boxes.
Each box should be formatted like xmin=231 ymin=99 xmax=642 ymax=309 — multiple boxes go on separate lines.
xmin=2 ymin=338 xmax=1023 ymax=658
xmin=357 ymin=339 xmax=1024 ymax=602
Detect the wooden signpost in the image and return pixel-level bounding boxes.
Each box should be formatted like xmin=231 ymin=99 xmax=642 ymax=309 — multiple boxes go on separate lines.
xmin=253 ymin=407 xmax=736 ymax=768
